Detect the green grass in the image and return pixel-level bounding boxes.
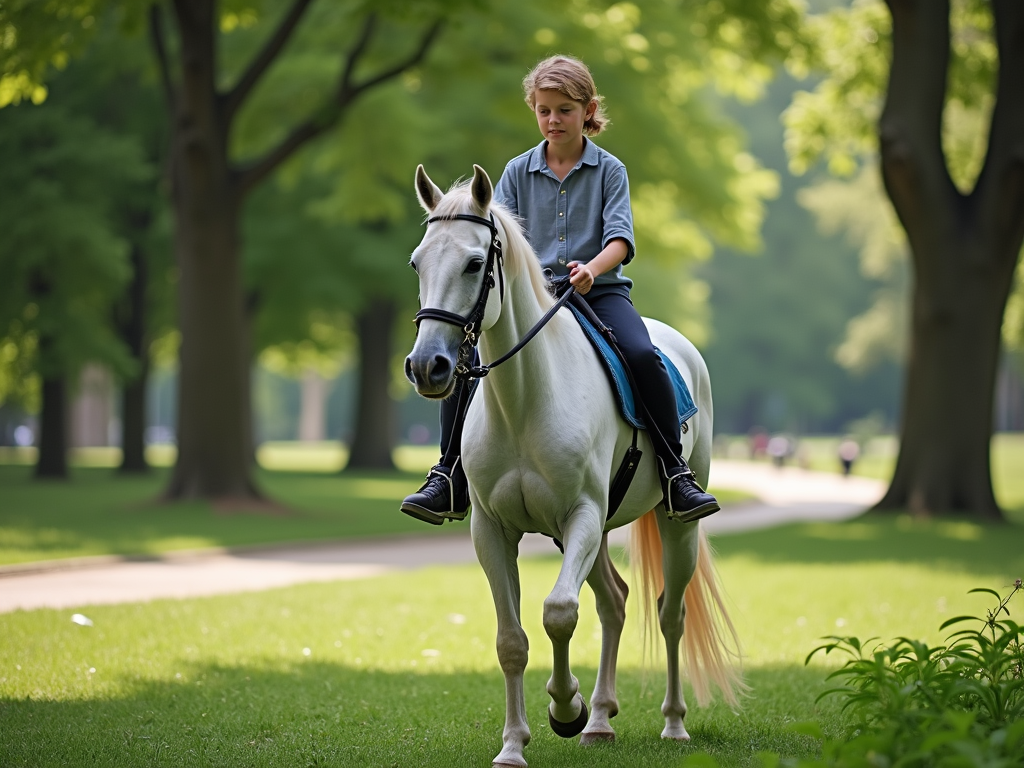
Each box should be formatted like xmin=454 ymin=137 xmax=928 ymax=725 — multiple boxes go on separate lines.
xmin=2 ymin=517 xmax=1022 ymax=767
xmin=0 ymin=451 xmax=753 ymax=567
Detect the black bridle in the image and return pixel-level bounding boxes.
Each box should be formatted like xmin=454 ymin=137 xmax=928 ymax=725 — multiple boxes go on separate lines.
xmin=413 ymin=212 xmax=575 ymax=380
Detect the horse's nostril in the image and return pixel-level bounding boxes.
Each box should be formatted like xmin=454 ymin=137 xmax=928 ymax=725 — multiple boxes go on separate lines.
xmin=432 ymin=355 xmax=451 ymax=379
xmin=404 ymin=357 xmax=415 ymax=383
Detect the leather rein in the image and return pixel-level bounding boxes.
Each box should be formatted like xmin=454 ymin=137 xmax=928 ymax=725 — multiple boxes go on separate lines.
xmin=413 ymin=212 xmax=576 ymax=380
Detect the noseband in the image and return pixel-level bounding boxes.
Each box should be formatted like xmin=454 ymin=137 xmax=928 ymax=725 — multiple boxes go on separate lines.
xmin=413 ymin=213 xmax=506 ymax=377
xmin=413 ymin=211 xmax=576 ymax=381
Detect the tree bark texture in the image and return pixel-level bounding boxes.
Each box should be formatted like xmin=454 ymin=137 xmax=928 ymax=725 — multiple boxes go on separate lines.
xmin=119 ymin=240 xmax=150 ymax=473
xmin=346 ymin=299 xmax=397 ymax=470
xmin=35 ymin=376 xmax=68 ymax=479
xmin=877 ymin=0 xmax=1024 ymax=518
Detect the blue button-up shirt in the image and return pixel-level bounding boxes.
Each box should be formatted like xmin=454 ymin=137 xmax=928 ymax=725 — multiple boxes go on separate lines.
xmin=494 ymin=138 xmax=635 ymax=297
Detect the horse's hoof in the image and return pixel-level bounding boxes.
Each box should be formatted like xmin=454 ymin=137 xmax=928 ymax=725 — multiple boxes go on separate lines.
xmin=548 ymin=696 xmax=588 ymax=738
xmin=661 ymin=725 xmax=690 ymax=742
xmin=580 ymin=730 xmax=615 ymax=746
xmin=492 ymin=746 xmax=527 ymax=767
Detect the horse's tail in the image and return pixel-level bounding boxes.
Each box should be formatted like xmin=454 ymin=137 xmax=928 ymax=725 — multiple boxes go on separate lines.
xmin=629 ymin=512 xmax=745 ymax=707
xmin=629 ymin=509 xmax=664 ymax=663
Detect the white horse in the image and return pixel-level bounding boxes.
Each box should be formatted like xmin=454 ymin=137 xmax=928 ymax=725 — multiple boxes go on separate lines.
xmin=405 ymin=165 xmax=742 ymax=767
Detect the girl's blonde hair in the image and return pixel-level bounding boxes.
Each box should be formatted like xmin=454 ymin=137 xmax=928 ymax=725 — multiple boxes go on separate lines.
xmin=522 ymin=55 xmax=609 ymax=136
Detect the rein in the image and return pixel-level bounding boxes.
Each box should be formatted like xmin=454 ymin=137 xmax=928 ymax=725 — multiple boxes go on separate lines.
xmin=414 ymin=212 xmax=575 ymax=380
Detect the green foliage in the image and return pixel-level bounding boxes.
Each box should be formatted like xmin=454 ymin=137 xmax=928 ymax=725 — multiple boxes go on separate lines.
xmin=0 ymin=0 xmax=107 ymax=106
xmin=0 ymin=12 xmax=171 ymax=414
xmin=771 ymin=583 xmax=1024 ymax=767
xmin=0 ymin=100 xmax=150 ymax=405
xmin=797 ymin=163 xmax=908 ymax=375
xmin=782 ymin=0 xmax=996 ymax=180
xmin=698 ymin=75 xmax=901 ymax=433
xmin=236 ymin=0 xmax=814 ymax=373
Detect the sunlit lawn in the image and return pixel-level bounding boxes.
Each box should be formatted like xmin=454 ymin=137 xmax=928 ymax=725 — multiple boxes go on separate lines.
xmin=1 ymin=517 xmax=1021 ymax=767
xmin=0 ymin=444 xmax=753 ymax=567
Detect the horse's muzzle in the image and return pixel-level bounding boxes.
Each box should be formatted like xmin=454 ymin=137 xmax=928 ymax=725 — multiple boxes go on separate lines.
xmin=405 ymin=351 xmax=456 ymax=399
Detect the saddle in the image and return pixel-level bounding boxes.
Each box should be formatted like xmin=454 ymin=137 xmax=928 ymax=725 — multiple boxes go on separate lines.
xmin=566 ymin=302 xmax=698 ymax=431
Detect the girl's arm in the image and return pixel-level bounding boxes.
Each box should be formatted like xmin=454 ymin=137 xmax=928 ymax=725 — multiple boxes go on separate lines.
xmin=568 ymin=238 xmax=629 ymax=295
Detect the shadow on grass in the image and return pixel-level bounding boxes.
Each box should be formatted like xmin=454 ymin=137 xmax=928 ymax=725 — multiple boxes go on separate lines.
xmin=0 ymin=466 xmax=456 ymax=565
xmin=713 ymin=512 xmax=1024 ymax=579
xmin=0 ymin=661 xmax=838 ymax=768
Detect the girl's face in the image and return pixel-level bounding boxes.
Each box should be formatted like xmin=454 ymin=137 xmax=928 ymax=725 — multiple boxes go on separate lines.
xmin=532 ymin=89 xmax=596 ymax=148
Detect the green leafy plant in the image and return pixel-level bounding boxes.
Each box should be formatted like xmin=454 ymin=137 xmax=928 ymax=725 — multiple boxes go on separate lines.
xmin=768 ymin=580 xmax=1024 ymax=767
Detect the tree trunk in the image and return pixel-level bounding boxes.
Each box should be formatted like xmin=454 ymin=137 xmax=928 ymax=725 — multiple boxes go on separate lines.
xmin=163 ymin=0 xmax=259 ymax=500
xmin=877 ymin=241 xmax=1011 ymax=518
xmin=35 ymin=376 xmax=68 ymax=479
xmin=875 ymin=0 xmax=1024 ymax=518
xmin=165 ymin=195 xmax=257 ymax=497
xmin=120 ymin=362 xmax=150 ymax=473
xmin=346 ymin=298 xmax=397 ymax=470
xmin=242 ymin=291 xmax=260 ymax=466
xmin=119 ymin=240 xmax=150 ymax=474
xmin=298 ymin=368 xmax=330 ymax=441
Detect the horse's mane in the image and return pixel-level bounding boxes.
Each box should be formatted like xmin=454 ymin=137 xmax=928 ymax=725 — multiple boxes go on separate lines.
xmin=432 ymin=181 xmax=555 ymax=312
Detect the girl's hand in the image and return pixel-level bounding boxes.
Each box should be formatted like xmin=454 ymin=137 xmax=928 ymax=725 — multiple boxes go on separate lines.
xmin=567 ymin=261 xmax=595 ymax=295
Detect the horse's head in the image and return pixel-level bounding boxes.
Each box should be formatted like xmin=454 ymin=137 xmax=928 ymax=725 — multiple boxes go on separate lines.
xmin=404 ymin=164 xmax=504 ymax=399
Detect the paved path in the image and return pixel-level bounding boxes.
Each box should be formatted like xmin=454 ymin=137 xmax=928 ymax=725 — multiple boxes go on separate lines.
xmin=0 ymin=461 xmax=884 ymax=614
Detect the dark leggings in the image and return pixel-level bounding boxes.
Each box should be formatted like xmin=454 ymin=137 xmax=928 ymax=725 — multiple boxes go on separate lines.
xmin=438 ymin=290 xmax=685 ymax=472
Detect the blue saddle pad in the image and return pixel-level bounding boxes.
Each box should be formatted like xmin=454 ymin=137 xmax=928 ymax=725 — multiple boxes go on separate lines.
xmin=567 ymin=304 xmax=697 ymax=431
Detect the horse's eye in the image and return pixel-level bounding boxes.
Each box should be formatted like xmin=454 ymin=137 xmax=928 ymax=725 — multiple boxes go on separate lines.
xmin=465 ymin=260 xmax=484 ymax=275
xmin=409 ymin=260 xmax=418 ymax=273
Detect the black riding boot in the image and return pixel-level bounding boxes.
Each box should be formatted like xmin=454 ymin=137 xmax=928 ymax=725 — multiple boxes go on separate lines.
xmin=660 ymin=457 xmax=720 ymax=523
xmin=636 ymin=357 xmax=718 ymax=522
xmin=400 ymin=458 xmax=471 ymax=525
xmin=400 ymin=377 xmax=472 ymax=525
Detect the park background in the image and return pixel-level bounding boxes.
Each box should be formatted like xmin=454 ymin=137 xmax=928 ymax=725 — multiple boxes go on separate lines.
xmin=1 ymin=1 xmax=1023 ymax=766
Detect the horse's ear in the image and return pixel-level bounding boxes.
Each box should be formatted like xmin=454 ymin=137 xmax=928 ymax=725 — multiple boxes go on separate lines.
xmin=415 ymin=164 xmax=444 ymax=212
xmin=470 ymin=164 xmax=492 ymax=213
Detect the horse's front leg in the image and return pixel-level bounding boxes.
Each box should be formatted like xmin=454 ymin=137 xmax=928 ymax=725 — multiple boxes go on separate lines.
xmin=544 ymin=504 xmax=603 ymax=736
xmin=472 ymin=509 xmax=531 ymax=767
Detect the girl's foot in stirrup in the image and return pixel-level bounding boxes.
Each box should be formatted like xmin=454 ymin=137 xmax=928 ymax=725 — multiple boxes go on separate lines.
xmin=400 ymin=464 xmax=470 ymax=525
xmin=664 ymin=468 xmax=719 ymax=523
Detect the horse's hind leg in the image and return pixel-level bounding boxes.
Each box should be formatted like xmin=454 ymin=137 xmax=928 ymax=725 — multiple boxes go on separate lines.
xmin=580 ymin=534 xmax=628 ymax=745
xmin=655 ymin=515 xmax=700 ymax=741
xmin=472 ymin=510 xmax=531 ymax=767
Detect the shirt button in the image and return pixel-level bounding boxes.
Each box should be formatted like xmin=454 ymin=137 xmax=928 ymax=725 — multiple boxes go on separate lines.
xmin=560 ymin=190 xmax=566 ymax=195
xmin=558 ymin=258 xmax=567 ymax=265
xmin=558 ymin=212 xmax=564 ymax=217
xmin=559 ymin=235 xmax=565 ymax=241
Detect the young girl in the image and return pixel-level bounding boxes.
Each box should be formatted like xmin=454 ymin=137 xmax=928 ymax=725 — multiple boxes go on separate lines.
xmin=401 ymin=55 xmax=719 ymax=525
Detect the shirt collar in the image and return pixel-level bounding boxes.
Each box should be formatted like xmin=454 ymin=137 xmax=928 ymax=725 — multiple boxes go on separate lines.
xmin=527 ymin=138 xmax=601 ymax=173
